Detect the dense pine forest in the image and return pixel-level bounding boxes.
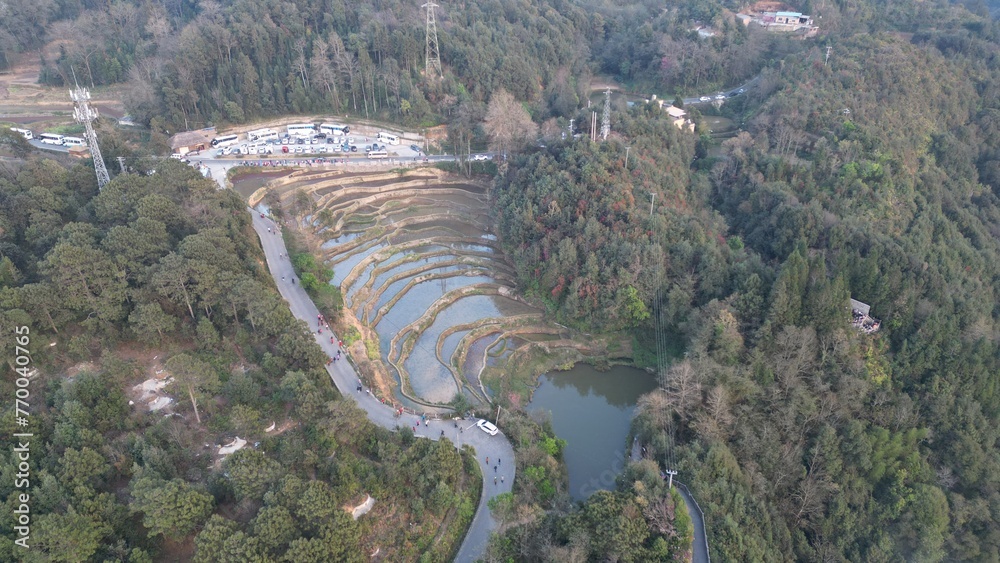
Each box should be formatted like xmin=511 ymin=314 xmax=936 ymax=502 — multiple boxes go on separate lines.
xmin=5 ymin=0 xmax=1000 ymax=560
xmin=2 ymin=0 xmax=792 ymax=131
xmin=488 ymin=11 xmax=1000 ymax=563
xmin=0 ymin=160 xmax=478 ymax=560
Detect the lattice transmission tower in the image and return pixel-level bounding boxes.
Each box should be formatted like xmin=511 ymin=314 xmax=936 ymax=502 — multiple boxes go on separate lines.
xmin=70 ymin=85 xmax=110 ymax=189
xmin=422 ymin=2 xmax=442 ymax=80
xmin=600 ymin=88 xmax=611 ymax=140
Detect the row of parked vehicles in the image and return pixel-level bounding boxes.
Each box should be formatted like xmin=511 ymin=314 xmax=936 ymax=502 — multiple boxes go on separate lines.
xmin=9 ymin=128 xmax=87 ymax=147
xmin=206 ymin=123 xmax=405 ymax=159
xmin=216 ymin=139 xmax=391 ymax=157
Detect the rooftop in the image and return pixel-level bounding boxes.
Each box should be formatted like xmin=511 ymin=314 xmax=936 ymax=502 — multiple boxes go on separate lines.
xmin=665 ymin=106 xmax=687 ymax=118
xmin=850 ymin=298 xmax=871 ymax=316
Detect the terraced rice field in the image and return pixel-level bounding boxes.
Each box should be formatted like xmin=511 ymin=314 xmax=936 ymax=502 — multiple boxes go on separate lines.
xmin=268 ymin=168 xmax=584 ymax=407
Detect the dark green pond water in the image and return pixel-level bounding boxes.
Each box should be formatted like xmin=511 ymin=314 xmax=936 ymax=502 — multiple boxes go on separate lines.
xmin=527 ymin=363 xmax=657 ymax=501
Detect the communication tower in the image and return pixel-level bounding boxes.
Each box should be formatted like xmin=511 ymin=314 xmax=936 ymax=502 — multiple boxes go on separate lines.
xmin=423 ymin=2 xmax=443 ymax=79
xmin=70 ymin=85 xmax=110 ymax=189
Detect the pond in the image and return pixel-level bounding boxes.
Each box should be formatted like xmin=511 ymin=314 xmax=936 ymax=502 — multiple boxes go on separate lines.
xmin=527 ymin=363 xmax=657 ymax=501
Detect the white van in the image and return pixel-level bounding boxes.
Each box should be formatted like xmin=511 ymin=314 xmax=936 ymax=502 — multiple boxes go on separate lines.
xmin=9 ymin=127 xmax=33 ymax=140
xmin=376 ymin=132 xmax=400 ymax=145
xmin=62 ymin=137 xmax=86 ymax=147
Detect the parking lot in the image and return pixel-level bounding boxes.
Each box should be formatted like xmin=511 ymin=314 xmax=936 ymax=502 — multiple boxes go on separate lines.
xmin=211 ymin=127 xmax=426 ymax=160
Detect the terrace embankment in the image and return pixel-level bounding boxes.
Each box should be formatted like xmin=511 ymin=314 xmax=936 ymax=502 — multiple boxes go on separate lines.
xmin=268 ymin=167 xmax=616 ymax=408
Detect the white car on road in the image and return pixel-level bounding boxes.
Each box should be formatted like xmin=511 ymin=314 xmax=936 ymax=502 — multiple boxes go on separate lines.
xmin=477 ymin=420 xmax=499 ymax=436
xmin=699 ymin=96 xmax=711 ymax=102
xmin=472 ymin=154 xmax=489 ymax=161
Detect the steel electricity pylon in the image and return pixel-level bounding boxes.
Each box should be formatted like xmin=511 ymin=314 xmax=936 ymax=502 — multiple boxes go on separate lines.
xmin=70 ymin=84 xmax=110 ymax=189
xmin=422 ymin=2 xmax=443 ymax=79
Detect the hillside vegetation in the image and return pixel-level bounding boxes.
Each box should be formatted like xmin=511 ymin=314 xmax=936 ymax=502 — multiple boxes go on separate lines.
xmin=485 ymin=5 xmax=1000 ymax=563
xmin=0 ymin=161 xmax=478 ymax=561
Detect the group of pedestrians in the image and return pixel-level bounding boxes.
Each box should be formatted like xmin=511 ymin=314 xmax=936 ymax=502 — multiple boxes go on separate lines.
xmin=486 ymin=456 xmax=505 ymax=486
xmin=318 ymin=314 xmax=346 ymax=366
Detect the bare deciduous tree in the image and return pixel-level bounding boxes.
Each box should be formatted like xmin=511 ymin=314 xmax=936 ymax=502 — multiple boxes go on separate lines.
xmin=643 ymin=495 xmax=677 ymax=537
xmin=659 ymin=360 xmax=703 ymax=420
xmin=293 ymin=38 xmax=309 ymax=89
xmin=484 ymin=89 xmax=538 ymax=157
xmin=310 ymin=38 xmax=339 ymax=105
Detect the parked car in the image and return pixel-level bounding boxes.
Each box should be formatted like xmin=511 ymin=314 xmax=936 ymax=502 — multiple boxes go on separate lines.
xmin=350 ymin=145 xmax=358 ymax=152
xmin=326 ymin=137 xmax=335 ymax=144
xmin=472 ymin=154 xmax=489 ymax=161
xmin=714 ymin=93 xmax=726 ymax=100
xmin=282 ymin=146 xmax=289 ymax=153
xmin=476 ymin=420 xmax=499 ymax=436
xmin=699 ymin=96 xmax=711 ymax=102
xmin=410 ymin=144 xmax=421 ymax=152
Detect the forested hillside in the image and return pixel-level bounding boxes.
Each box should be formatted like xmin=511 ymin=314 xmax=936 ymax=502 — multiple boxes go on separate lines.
xmin=1 ymin=0 xmax=796 ymax=132
xmin=9 ymin=0 xmax=1000 ymax=559
xmin=487 ymin=4 xmax=1000 ymax=562
xmin=0 ymin=160 xmax=478 ymax=561
xmin=495 ymin=105 xmax=732 ymax=333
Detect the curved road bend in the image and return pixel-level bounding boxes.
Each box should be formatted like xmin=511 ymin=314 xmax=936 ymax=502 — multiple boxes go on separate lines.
xmin=250 ymin=210 xmax=514 ymax=562
xmin=630 ymin=438 xmax=710 ymax=563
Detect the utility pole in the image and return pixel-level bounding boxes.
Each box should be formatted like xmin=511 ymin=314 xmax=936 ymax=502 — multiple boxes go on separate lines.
xmin=664 ymin=468 xmax=677 ymax=489
xmin=70 ymin=81 xmax=110 ymax=190
xmin=116 ymin=156 xmax=127 ymax=174
xmin=625 ymin=146 xmax=630 ymax=170
xmin=568 ymin=118 xmax=574 ymax=137
xmin=825 ymin=45 xmax=832 ymax=66
xmin=422 ymin=2 xmax=442 ymax=80
xmin=601 ymin=88 xmax=611 ymax=141
xmin=591 ymin=111 xmax=597 ymax=142
xmin=650 ymin=192 xmax=655 ymax=216
xmin=495 ymin=404 xmax=501 ymax=425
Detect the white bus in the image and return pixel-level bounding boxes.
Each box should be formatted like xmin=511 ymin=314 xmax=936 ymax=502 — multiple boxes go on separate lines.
xmin=286 ymin=123 xmax=316 ymax=137
xmin=367 ymin=150 xmax=388 ymax=159
xmin=319 ymin=123 xmax=350 ymax=136
xmin=211 ymin=134 xmax=239 ymax=148
xmin=248 ymin=128 xmax=279 ymax=142
xmin=9 ymin=127 xmax=33 ymax=140
xmin=38 ymin=133 xmax=65 ymax=145
xmin=62 ymin=136 xmax=87 ymax=147
xmin=376 ymin=132 xmax=400 ymax=145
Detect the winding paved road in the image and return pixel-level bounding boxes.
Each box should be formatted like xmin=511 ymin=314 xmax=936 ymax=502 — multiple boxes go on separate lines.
xmin=249 ymin=210 xmax=513 ymax=562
